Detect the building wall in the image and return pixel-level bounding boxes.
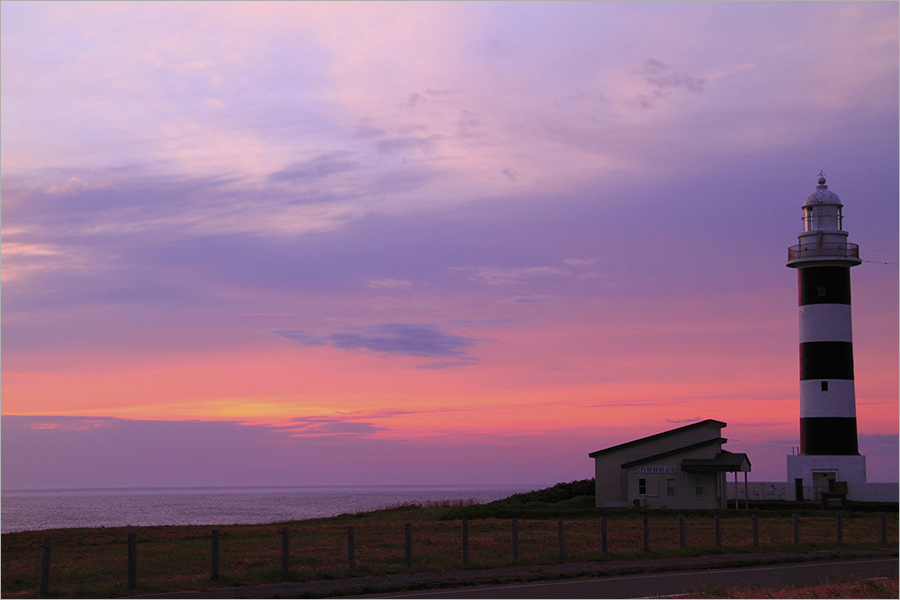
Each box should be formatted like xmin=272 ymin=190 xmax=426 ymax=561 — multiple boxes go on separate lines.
xmin=628 ymin=468 xmax=720 ymax=510
xmin=786 ymin=454 xmax=867 ymax=486
xmin=626 ymin=443 xmax=727 ymax=510
xmin=593 ymin=423 xmax=726 ymax=508
xmin=727 ymin=481 xmax=790 ymax=501
xmin=727 ymin=481 xmax=897 ymax=502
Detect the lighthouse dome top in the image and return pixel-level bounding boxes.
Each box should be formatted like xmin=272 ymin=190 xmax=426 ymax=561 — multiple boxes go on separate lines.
xmin=802 ymin=174 xmax=842 ymax=207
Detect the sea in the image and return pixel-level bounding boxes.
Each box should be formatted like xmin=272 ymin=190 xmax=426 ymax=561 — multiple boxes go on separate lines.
xmin=0 ymin=485 xmax=540 ymax=534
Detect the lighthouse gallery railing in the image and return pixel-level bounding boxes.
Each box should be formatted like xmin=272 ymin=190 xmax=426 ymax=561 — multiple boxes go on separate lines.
xmin=788 ymin=242 xmax=859 ymax=261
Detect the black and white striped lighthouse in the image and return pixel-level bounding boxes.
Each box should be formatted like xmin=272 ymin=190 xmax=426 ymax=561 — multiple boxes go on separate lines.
xmin=786 ymin=174 xmax=867 ymax=494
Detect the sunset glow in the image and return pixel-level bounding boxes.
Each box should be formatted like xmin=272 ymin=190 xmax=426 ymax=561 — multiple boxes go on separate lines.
xmin=2 ymin=1 xmax=897 ymax=490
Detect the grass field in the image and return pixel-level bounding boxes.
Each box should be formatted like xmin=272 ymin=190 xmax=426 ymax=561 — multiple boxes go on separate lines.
xmin=2 ymin=502 xmax=897 ymax=598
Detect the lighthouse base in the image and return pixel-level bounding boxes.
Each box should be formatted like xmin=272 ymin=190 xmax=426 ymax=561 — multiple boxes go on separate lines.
xmin=786 ymin=454 xmax=867 ymax=501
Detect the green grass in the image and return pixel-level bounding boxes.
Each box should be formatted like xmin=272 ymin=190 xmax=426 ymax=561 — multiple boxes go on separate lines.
xmin=2 ymin=495 xmax=897 ymax=598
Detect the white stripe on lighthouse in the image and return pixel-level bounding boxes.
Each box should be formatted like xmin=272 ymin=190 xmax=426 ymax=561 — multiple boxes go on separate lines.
xmin=800 ymin=380 xmax=857 ymax=418
xmin=799 ymin=304 xmax=853 ymax=344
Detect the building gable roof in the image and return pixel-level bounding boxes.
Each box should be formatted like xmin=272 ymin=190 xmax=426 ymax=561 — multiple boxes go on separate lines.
xmin=620 ymin=438 xmax=726 ymax=468
xmin=588 ymin=419 xmax=727 ymax=458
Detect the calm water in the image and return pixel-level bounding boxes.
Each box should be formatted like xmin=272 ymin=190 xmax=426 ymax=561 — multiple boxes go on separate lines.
xmin=0 ymin=485 xmax=538 ymax=533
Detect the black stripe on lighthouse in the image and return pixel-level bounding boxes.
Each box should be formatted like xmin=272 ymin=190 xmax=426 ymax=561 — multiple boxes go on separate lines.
xmin=799 ymin=342 xmax=854 ymax=380
xmin=797 ymin=266 xmax=858 ymax=456
xmin=798 ymin=266 xmax=852 ymax=305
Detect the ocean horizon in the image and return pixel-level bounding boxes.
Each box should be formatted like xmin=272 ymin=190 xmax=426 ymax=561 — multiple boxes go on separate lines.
xmin=1 ymin=484 xmax=543 ymax=534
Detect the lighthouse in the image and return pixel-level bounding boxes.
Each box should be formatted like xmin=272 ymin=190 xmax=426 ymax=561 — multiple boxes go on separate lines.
xmin=786 ymin=174 xmax=867 ymax=500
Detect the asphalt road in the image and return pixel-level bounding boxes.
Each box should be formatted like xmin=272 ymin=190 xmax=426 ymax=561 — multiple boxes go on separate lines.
xmin=377 ymin=557 xmax=898 ymax=598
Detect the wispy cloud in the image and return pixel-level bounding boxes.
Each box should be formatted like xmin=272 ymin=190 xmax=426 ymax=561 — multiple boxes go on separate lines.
xmin=367 ymin=278 xmax=413 ymax=290
xmin=275 ymin=322 xmax=482 ymax=359
xmin=460 ymin=266 xmax=573 ymax=286
xmin=506 ymin=295 xmax=565 ymax=304
xmin=280 ymin=416 xmax=387 ymax=436
xmin=269 ymin=153 xmax=360 ymax=182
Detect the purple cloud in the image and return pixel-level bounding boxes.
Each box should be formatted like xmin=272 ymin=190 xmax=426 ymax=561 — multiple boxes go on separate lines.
xmin=269 ymin=153 xmax=360 ymax=182
xmin=641 ymin=58 xmax=706 ymax=92
xmin=275 ymin=322 xmax=482 ymax=359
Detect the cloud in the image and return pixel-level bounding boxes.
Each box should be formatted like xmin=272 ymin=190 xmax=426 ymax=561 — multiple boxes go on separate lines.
xmin=268 ymin=153 xmax=360 ymax=182
xmin=280 ymin=416 xmax=387 ymax=436
xmin=458 ymin=109 xmax=481 ymax=139
xmin=416 ymin=357 xmax=481 ymax=370
xmin=406 ymin=89 xmax=456 ymax=108
xmin=372 ymin=168 xmax=437 ymax=193
xmin=272 ymin=329 xmax=328 ymax=347
xmin=367 ymin=278 xmax=413 ymax=290
xmin=500 ymin=168 xmax=518 ymax=182
xmin=642 ymin=58 xmax=706 ymax=92
xmin=562 ymin=258 xmax=598 ymax=267
xmin=633 ymin=58 xmax=707 ymax=110
xmin=275 ymin=322 xmax=482 ymax=359
xmin=665 ymin=417 xmax=709 ymax=425
xmin=375 ymin=134 xmax=443 ymax=155
xmin=449 ymin=318 xmax=524 ymax=328
xmin=461 ymin=266 xmax=573 ymax=286
xmin=506 ymin=295 xmax=565 ymax=304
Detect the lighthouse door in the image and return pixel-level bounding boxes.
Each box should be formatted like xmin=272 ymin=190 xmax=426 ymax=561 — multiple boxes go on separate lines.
xmin=812 ymin=472 xmax=836 ymax=500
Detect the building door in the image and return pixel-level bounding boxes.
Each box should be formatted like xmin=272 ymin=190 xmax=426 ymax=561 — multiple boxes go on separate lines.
xmin=812 ymin=472 xmax=835 ymax=500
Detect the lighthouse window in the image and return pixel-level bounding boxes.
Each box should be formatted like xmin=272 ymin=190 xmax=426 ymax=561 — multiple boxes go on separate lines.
xmin=803 ymin=207 xmax=813 ymax=232
xmin=818 ymin=285 xmax=827 ymax=296
xmin=821 ymin=381 xmax=829 ymax=392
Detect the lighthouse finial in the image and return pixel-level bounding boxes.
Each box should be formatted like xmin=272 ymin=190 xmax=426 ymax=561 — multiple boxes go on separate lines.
xmin=817 ymin=170 xmax=826 ymax=186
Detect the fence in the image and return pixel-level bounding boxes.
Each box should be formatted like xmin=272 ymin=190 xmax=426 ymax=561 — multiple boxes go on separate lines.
xmin=29 ymin=512 xmax=893 ymax=596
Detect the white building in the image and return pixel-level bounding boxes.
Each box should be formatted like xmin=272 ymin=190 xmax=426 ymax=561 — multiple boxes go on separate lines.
xmin=589 ymin=419 xmax=750 ymax=510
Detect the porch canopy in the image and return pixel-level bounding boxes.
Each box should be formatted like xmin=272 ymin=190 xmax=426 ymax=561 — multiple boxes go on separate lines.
xmin=682 ymin=451 xmax=752 ymax=509
xmin=681 ymin=451 xmax=751 ymax=473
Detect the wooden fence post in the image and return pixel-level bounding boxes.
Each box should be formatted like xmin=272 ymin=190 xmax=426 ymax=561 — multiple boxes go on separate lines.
xmin=601 ymin=516 xmax=608 ymax=554
xmin=715 ymin=514 xmax=722 ymax=547
xmin=793 ymin=513 xmax=800 ymax=545
xmin=347 ymin=526 xmax=355 ymax=571
xmin=557 ymin=518 xmax=565 ymax=560
xmin=752 ymin=514 xmax=759 ymax=547
xmin=404 ymin=523 xmax=412 ymax=567
xmin=281 ymin=527 xmax=290 ymax=574
xmin=210 ymin=530 xmax=220 ymax=580
xmin=836 ymin=513 xmax=843 ymax=545
xmin=461 ymin=520 xmax=469 ymax=566
xmin=127 ymin=532 xmax=137 ymax=589
xmin=678 ymin=514 xmax=686 ymax=549
xmin=642 ymin=515 xmax=649 ymax=551
xmin=39 ymin=538 xmax=51 ymax=596
xmin=462 ymin=519 xmax=469 ymax=567
xmin=881 ymin=513 xmax=887 ymax=545
xmin=511 ymin=519 xmax=519 ymax=560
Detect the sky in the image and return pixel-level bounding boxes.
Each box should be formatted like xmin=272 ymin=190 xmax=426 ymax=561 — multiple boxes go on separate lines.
xmin=1 ymin=1 xmax=897 ymax=490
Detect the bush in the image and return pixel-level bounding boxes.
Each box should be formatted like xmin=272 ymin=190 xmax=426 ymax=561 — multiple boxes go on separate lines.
xmin=439 ymin=480 xmax=597 ymax=520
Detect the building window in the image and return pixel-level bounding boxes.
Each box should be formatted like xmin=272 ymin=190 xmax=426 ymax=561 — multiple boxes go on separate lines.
xmin=638 ymin=478 xmax=646 ymax=495
xmin=695 ymin=479 xmax=704 ymax=496
xmin=666 ymin=478 xmax=675 ymax=496
xmin=821 ymin=381 xmax=829 ymax=392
